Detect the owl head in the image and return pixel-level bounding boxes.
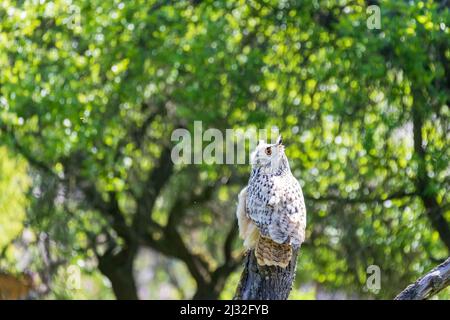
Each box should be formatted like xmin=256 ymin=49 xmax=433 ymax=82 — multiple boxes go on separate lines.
xmin=250 ymin=135 xmax=287 ymax=171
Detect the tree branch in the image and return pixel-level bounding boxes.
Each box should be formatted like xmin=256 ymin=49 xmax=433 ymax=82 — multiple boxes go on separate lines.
xmin=142 ymin=226 xmax=212 ymax=288
xmin=1 ymin=124 xmax=60 ymax=179
xmin=142 ymin=181 xmax=221 ymax=288
xmin=134 ymin=146 xmax=174 ymax=234
xmin=412 ymin=92 xmax=450 ymax=252
xmin=144 ymin=178 xmax=242 ymax=299
xmin=195 ymin=221 xmax=241 ymax=299
xmin=223 ymin=221 xmax=239 ymax=264
xmin=305 ymin=190 xmax=417 ymax=204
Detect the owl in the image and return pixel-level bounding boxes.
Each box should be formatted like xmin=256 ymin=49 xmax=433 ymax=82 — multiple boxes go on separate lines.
xmin=236 ymin=136 xmax=306 ymax=268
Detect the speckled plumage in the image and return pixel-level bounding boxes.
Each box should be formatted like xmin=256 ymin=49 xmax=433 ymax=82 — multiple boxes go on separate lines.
xmin=236 ymin=137 xmax=306 ymax=267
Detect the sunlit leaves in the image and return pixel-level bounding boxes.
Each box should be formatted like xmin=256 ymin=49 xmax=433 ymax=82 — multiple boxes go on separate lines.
xmin=0 ymin=148 xmax=30 ymax=249
xmin=0 ymin=0 xmax=448 ymax=299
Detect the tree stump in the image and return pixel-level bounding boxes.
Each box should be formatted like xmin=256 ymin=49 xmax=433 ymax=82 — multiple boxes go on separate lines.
xmin=234 ymin=249 xmax=298 ymax=300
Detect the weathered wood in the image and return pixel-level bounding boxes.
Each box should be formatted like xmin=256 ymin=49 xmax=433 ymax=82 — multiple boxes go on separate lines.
xmin=234 ymin=249 xmax=298 ymax=300
xmin=395 ymin=257 xmax=450 ymax=300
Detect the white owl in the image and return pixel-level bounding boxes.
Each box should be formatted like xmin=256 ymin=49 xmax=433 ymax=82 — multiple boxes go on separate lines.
xmin=236 ymin=136 xmax=306 ymax=268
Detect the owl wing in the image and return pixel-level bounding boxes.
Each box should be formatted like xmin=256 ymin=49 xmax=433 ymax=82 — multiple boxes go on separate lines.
xmin=247 ymin=173 xmax=306 ymax=247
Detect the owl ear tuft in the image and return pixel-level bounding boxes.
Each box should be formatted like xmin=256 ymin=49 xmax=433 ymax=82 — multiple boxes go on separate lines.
xmin=258 ymin=139 xmax=264 ymax=146
xmin=276 ymin=135 xmax=283 ymax=145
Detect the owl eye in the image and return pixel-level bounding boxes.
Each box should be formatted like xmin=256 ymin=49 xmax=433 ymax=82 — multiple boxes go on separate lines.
xmin=265 ymin=147 xmax=272 ymax=155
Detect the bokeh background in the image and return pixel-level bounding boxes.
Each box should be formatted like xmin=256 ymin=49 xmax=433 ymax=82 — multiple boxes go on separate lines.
xmin=0 ymin=0 xmax=449 ymax=299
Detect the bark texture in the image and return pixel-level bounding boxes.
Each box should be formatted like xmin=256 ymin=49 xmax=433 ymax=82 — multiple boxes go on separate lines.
xmin=234 ymin=248 xmax=298 ymax=300
xmin=97 ymin=246 xmax=138 ymax=300
xmin=395 ymin=257 xmax=450 ymax=300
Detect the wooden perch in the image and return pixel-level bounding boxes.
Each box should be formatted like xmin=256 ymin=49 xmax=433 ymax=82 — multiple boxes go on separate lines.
xmin=395 ymin=257 xmax=450 ymax=300
xmin=234 ymin=249 xmax=299 ymax=300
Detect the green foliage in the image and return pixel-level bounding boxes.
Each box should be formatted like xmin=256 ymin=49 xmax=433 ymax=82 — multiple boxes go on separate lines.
xmin=0 ymin=147 xmax=30 ymax=251
xmin=0 ymin=0 xmax=448 ymax=299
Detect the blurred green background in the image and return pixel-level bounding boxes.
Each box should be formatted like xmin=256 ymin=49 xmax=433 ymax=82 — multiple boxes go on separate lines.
xmin=0 ymin=0 xmax=449 ymax=299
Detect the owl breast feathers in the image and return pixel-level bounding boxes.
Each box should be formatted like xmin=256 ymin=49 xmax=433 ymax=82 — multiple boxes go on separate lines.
xmin=236 ymin=138 xmax=306 ymax=268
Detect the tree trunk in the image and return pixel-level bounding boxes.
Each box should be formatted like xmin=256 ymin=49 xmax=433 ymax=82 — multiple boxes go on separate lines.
xmin=193 ymin=263 xmax=240 ymax=299
xmin=234 ymin=249 xmax=298 ymax=300
xmin=107 ymin=270 xmax=139 ymax=300
xmin=412 ymin=93 xmax=450 ymax=253
xmin=102 ymin=267 xmax=138 ymax=300
xmin=97 ymin=246 xmax=138 ymax=300
xmin=193 ymin=285 xmax=222 ymax=300
xmin=395 ymin=257 xmax=450 ymax=300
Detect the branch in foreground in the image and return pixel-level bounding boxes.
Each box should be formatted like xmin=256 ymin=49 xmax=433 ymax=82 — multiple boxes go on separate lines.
xmin=395 ymin=257 xmax=450 ymax=300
